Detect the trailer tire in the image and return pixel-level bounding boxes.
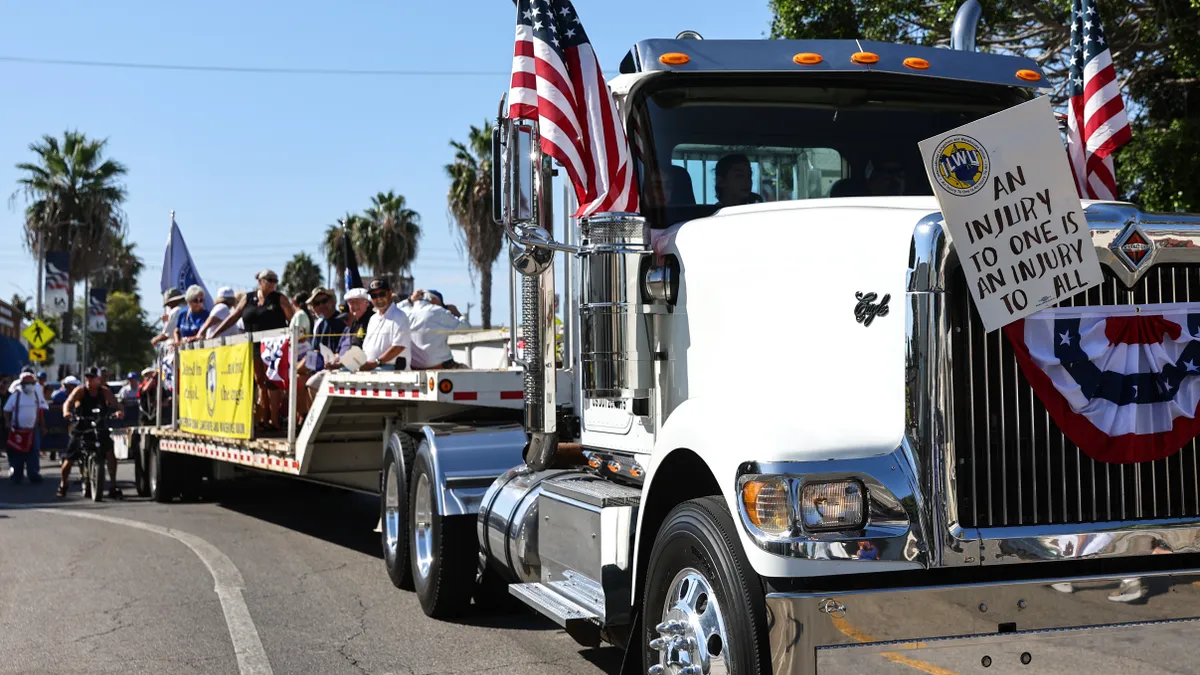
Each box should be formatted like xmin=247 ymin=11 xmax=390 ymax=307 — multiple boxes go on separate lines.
xmin=642 ymin=496 xmax=770 ymax=675
xmin=409 ymin=453 xmax=475 ymax=619
xmin=149 ymin=441 xmax=177 ymax=503
xmin=382 ymin=433 xmax=417 ymax=590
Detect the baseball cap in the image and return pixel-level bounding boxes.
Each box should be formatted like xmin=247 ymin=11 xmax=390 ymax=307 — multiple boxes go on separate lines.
xmin=126 ymin=371 xmax=139 ymax=380
xmin=62 ymin=375 xmax=81 ymax=386
xmin=368 ymin=278 xmax=391 ymax=295
xmin=256 ymin=269 xmax=279 ymax=283
xmin=427 ymin=290 xmax=444 ymax=304
xmin=217 ymin=286 xmax=236 ymax=300
xmin=37 ymin=371 xmax=47 ymax=380
xmin=344 ymin=288 xmax=370 ymax=302
xmin=83 ymin=366 xmax=102 ymax=379
xmin=163 ymin=287 xmax=184 ymax=305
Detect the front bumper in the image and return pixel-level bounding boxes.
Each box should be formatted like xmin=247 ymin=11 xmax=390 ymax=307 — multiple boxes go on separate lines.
xmin=766 ymin=567 xmax=1200 ymax=674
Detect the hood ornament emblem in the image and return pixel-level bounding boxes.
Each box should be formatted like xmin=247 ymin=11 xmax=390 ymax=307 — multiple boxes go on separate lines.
xmin=1111 ymin=221 xmax=1155 ymax=273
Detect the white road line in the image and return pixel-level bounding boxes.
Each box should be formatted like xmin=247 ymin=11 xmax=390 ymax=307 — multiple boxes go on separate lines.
xmin=30 ymin=508 xmax=274 ymax=675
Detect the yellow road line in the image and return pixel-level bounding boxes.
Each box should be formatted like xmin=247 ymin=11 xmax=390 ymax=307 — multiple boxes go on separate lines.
xmin=831 ymin=616 xmax=961 ymax=675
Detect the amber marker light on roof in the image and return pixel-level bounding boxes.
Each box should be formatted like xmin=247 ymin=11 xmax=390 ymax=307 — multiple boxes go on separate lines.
xmin=851 ymin=51 xmax=879 ymax=65
xmin=903 ymin=57 xmax=930 ymax=70
xmin=793 ymin=52 xmax=822 ymax=65
xmin=1016 ymin=69 xmax=1042 ymax=82
xmin=659 ymin=52 xmax=690 ymax=65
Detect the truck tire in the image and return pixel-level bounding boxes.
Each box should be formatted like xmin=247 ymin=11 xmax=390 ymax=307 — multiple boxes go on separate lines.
xmin=149 ymin=441 xmax=177 ymax=503
xmin=642 ymin=496 xmax=770 ymax=675
xmin=409 ymin=452 xmax=475 ymax=618
xmin=382 ymin=433 xmax=417 ymax=590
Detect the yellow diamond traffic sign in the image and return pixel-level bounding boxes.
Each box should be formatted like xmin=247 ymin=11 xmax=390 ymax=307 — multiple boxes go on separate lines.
xmin=22 ymin=318 xmax=56 ymax=349
xmin=28 ymin=348 xmax=47 ymax=363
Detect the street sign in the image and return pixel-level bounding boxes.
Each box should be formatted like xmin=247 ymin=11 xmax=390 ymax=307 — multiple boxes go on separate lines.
xmin=21 ymin=318 xmax=56 ymax=349
xmin=28 ymin=348 xmax=47 ymax=363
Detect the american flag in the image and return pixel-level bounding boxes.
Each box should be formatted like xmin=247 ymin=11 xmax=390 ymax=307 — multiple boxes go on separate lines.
xmin=1065 ymin=0 xmax=1131 ymax=200
xmin=508 ymin=0 xmax=638 ymax=218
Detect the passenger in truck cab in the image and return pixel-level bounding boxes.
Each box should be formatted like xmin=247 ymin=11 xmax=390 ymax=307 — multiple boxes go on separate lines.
xmin=865 ymin=156 xmax=908 ymax=196
xmin=714 ymin=153 xmax=762 ymax=208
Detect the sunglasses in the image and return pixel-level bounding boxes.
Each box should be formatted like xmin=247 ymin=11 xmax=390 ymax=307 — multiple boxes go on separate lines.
xmin=312 ymin=296 xmax=332 ymax=305
xmin=369 ymin=291 xmax=389 ymax=298
xmin=189 ymin=297 xmax=205 ymax=304
xmin=260 ymin=277 xmax=278 ymax=284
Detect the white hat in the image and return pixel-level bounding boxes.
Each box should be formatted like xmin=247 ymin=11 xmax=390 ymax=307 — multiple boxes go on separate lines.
xmin=217 ymin=286 xmax=236 ymax=300
xmin=62 ymin=375 xmax=81 ymax=386
xmin=141 ymin=367 xmax=155 ymax=377
xmin=344 ymin=288 xmax=370 ymax=301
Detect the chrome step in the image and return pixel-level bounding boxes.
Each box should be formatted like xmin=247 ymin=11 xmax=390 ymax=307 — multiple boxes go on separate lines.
xmin=509 ymin=582 xmax=599 ymax=628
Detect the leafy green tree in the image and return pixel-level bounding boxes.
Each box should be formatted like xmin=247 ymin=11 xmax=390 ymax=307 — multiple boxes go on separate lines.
xmin=76 ymin=290 xmax=154 ymax=374
xmin=282 ymin=251 xmax=323 ymax=298
xmin=9 ymin=294 xmax=33 ymax=320
xmin=769 ymin=0 xmax=1200 ymax=211
xmin=446 ymin=121 xmax=502 ymax=328
xmin=321 ymin=214 xmax=363 ymax=289
xmin=11 ymin=131 xmax=129 ymax=341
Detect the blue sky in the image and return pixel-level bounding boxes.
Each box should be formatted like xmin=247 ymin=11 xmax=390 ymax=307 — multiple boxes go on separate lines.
xmin=0 ymin=1 xmax=772 ymax=329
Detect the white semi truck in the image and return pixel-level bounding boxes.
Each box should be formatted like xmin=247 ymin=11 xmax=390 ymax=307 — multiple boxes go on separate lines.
xmin=123 ymin=5 xmax=1200 ymax=673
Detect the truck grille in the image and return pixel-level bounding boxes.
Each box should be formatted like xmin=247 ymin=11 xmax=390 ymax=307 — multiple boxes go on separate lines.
xmin=950 ymin=264 xmax=1200 ymax=528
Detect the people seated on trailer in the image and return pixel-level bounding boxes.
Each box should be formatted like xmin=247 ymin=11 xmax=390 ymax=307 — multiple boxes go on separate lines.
xmin=290 ymin=290 xmax=313 ymax=335
xmin=361 ymin=278 xmax=412 ymax=372
xmin=59 ymin=366 xmax=123 ymax=500
xmin=174 ymin=285 xmax=211 ymax=345
xmin=714 ymin=153 xmax=762 ymax=208
xmin=151 ymin=288 xmax=186 ymax=347
xmin=305 ymin=288 xmax=375 ymax=394
xmin=198 ymin=286 xmax=243 ymax=339
xmin=308 ymin=286 xmax=346 ymax=366
xmin=399 ymin=288 xmax=469 ymax=370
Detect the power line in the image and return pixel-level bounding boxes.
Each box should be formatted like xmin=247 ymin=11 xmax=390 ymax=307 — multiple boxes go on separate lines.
xmin=0 ymin=55 xmax=509 ymax=77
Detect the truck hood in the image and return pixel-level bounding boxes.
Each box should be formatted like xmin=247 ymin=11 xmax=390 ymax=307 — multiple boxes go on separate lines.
xmin=655 ymin=197 xmax=941 ymax=461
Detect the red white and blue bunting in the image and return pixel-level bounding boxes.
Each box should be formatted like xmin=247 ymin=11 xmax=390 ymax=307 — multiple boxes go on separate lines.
xmin=1005 ymin=304 xmax=1200 ymax=464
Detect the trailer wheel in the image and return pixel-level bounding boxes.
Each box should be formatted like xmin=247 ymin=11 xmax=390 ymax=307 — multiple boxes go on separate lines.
xmin=642 ymin=496 xmax=770 ymax=675
xmin=382 ymin=433 xmax=417 ymax=590
xmin=149 ymin=441 xmax=177 ymax=503
xmin=409 ymin=452 xmax=475 ymax=618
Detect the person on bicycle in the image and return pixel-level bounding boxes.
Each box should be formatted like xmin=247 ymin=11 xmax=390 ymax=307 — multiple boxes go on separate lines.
xmin=59 ymin=366 xmax=123 ymax=499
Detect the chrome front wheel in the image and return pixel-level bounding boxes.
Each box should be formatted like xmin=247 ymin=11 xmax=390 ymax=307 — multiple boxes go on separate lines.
xmin=652 ymin=568 xmax=731 ymax=675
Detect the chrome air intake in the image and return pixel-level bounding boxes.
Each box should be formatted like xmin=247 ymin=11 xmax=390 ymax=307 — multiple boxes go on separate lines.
xmin=578 ymin=212 xmax=654 ymax=400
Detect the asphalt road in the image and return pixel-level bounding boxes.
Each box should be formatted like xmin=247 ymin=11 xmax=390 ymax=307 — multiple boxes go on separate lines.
xmin=2 ymin=456 xmax=1197 ymax=675
xmin=0 ymin=456 xmax=625 ymax=675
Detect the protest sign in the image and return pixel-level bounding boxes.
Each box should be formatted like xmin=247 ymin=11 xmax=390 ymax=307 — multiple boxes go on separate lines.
xmin=919 ymin=96 xmax=1103 ymax=332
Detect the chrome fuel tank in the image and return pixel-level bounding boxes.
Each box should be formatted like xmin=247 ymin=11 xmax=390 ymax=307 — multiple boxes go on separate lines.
xmin=477 ymin=466 xmax=589 ymax=583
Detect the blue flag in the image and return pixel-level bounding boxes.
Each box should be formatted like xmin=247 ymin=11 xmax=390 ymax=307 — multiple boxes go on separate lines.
xmin=161 ymin=218 xmax=213 ymax=311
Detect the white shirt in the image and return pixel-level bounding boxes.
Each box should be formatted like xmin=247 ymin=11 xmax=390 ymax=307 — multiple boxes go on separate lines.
xmin=363 ymin=304 xmax=413 ymax=370
xmin=206 ymin=302 xmax=242 ymax=338
xmin=4 ymin=387 xmax=41 ymax=428
xmin=160 ymin=305 xmax=183 ymax=338
xmin=7 ymin=379 xmax=48 ymax=409
xmin=402 ymin=300 xmax=467 ymax=369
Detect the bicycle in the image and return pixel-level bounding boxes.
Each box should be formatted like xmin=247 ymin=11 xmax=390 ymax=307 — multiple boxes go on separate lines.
xmin=68 ymin=408 xmax=119 ymax=502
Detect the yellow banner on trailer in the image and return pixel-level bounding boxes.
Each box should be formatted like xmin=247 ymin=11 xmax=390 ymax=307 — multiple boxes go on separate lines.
xmin=178 ymin=342 xmax=254 ymax=439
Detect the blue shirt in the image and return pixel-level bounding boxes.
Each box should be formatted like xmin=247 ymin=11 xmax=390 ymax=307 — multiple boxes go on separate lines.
xmin=176 ymin=308 xmax=210 ymax=339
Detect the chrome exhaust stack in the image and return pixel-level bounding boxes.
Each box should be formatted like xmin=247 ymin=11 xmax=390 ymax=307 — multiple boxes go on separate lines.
xmin=950 ymin=0 xmax=982 ymax=52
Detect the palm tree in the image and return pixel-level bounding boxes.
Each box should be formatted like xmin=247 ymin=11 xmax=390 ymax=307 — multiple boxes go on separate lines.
xmin=282 ymin=252 xmax=323 ymax=298
xmin=99 ymin=232 xmax=144 ymax=297
xmin=12 ymin=131 xmax=128 ymax=341
xmin=446 ymin=121 xmax=502 ymax=328
xmin=359 ymin=191 xmax=421 ymax=288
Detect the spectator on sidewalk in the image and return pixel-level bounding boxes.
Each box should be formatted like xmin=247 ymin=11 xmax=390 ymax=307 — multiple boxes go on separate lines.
xmin=4 ymin=371 xmax=44 ymax=484
xmin=117 ymin=372 xmax=140 ymax=404
xmin=51 ymin=376 xmax=80 ymax=406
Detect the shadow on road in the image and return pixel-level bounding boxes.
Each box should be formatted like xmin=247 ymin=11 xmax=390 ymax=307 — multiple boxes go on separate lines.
xmin=207 ymin=474 xmax=383 ymax=559
xmin=0 ymin=455 xmax=142 ymax=508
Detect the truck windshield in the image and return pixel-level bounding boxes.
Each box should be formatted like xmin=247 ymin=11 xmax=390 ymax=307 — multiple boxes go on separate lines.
xmin=630 ymin=75 xmax=1032 ymax=228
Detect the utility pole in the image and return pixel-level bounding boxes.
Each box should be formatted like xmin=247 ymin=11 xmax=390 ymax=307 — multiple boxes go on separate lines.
xmin=81 ymin=274 xmax=89 ymax=371
xmin=35 ymin=228 xmax=44 ymax=317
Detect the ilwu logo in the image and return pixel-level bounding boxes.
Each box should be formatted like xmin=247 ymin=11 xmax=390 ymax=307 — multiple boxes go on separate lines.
xmin=932 ymin=134 xmax=990 ymax=197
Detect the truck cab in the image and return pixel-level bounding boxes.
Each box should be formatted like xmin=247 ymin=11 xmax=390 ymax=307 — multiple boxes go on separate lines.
xmin=445 ymin=11 xmax=1200 ymax=675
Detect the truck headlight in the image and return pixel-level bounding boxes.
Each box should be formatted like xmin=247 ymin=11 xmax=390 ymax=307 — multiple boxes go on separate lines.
xmin=741 ymin=477 xmax=792 ymax=535
xmin=799 ymin=480 xmax=865 ymax=532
